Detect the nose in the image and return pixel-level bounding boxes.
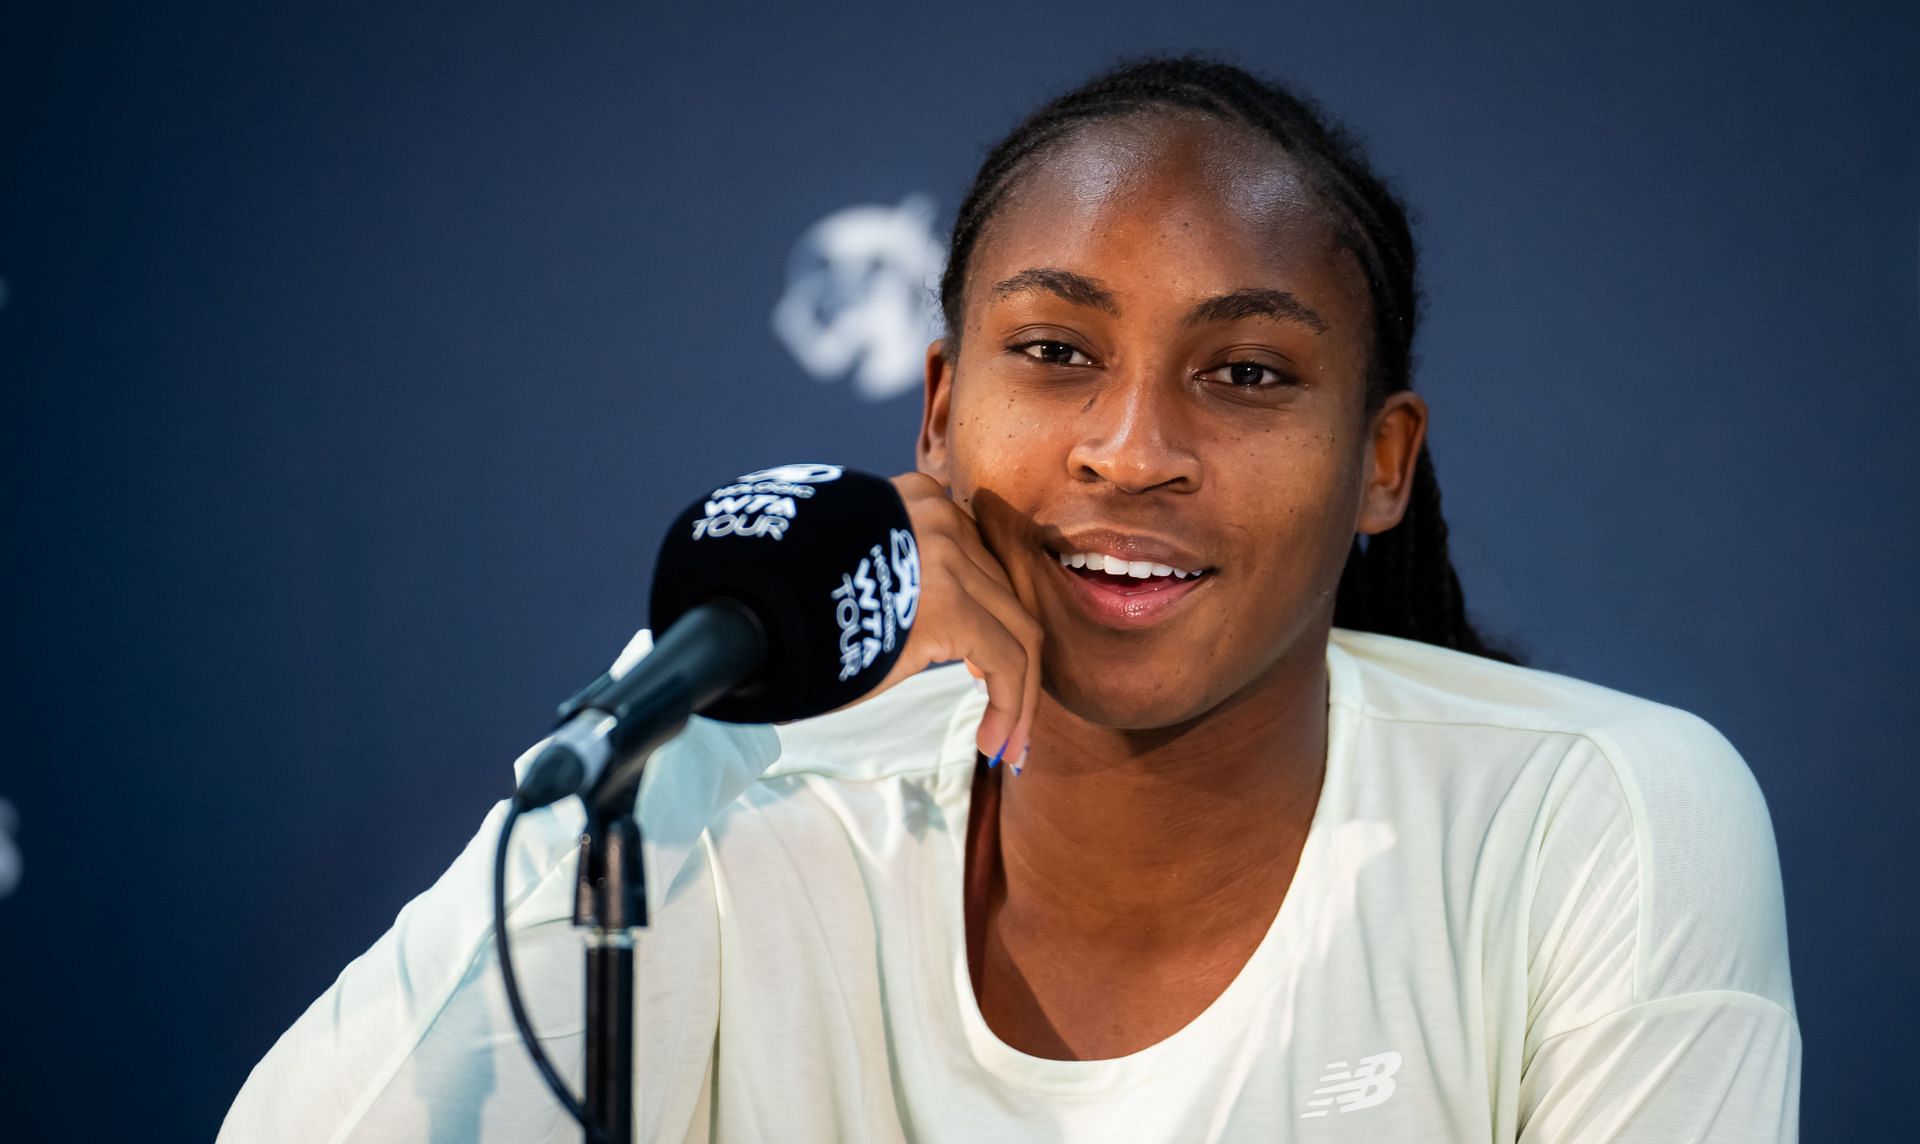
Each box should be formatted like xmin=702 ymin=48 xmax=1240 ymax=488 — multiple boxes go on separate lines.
xmin=1065 ymin=371 xmax=1202 ymax=494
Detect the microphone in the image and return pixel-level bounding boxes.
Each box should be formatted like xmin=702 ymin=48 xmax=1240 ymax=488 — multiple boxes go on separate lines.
xmin=514 ymin=463 xmax=922 ymax=812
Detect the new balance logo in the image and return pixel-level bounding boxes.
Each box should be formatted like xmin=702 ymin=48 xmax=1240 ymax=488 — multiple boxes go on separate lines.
xmin=1299 ymin=1050 xmax=1402 ymax=1118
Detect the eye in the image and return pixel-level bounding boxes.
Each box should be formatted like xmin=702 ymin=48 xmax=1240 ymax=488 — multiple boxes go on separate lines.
xmin=1012 ymin=340 xmax=1093 ymax=367
xmin=1197 ymin=360 xmax=1293 ymax=389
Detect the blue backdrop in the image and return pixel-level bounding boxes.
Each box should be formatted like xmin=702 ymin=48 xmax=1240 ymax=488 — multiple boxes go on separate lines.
xmin=3 ymin=1 xmax=1915 ymax=1138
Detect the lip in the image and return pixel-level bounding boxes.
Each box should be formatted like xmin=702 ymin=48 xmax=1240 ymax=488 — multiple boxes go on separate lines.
xmin=1041 ymin=528 xmax=1216 ymax=631
xmin=1046 ymin=529 xmax=1212 ymax=575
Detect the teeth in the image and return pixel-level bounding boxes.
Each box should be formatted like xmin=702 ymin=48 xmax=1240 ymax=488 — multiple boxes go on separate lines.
xmin=1056 ymin=551 xmax=1206 ymax=579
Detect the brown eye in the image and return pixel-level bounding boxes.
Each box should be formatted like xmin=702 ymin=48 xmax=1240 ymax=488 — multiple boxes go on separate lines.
xmin=1199 ymin=360 xmax=1290 ymax=388
xmin=1014 ymin=340 xmax=1092 ymax=367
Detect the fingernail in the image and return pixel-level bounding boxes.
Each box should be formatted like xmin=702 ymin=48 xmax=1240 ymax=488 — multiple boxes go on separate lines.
xmin=987 ymin=738 xmax=1007 ymax=769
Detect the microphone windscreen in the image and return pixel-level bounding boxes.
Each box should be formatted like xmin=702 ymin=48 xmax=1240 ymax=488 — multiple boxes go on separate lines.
xmin=649 ymin=464 xmax=921 ymax=724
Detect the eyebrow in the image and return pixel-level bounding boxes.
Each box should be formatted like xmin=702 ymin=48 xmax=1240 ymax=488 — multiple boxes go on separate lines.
xmin=1183 ymin=287 xmax=1329 ymax=334
xmin=987 ymin=268 xmax=1328 ymax=334
xmin=988 ymin=267 xmax=1119 ymax=314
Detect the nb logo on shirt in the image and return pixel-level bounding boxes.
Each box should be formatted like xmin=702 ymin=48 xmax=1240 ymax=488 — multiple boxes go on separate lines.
xmin=1299 ymin=1050 xmax=1402 ymax=1119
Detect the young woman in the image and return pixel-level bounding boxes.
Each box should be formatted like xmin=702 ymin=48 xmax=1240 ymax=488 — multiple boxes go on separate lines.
xmin=222 ymin=57 xmax=1799 ymax=1142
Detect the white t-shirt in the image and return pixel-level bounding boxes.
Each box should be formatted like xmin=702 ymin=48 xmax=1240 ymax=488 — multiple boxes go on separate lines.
xmin=220 ymin=628 xmax=1800 ymax=1142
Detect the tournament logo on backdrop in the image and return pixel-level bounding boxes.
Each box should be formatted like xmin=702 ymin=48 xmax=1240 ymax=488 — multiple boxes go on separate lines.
xmin=0 ymin=799 xmax=20 ymax=901
xmin=772 ymin=195 xmax=946 ymax=402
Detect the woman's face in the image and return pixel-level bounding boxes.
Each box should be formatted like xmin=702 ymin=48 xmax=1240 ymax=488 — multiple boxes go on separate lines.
xmin=919 ymin=114 xmax=1425 ymax=731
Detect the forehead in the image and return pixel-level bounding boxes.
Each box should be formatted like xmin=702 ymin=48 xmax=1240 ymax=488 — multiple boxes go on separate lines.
xmin=971 ymin=113 xmax=1361 ymax=308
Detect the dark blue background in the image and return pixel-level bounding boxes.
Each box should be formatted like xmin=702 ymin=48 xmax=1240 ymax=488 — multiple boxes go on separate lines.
xmin=3 ymin=1 xmax=1914 ymax=1138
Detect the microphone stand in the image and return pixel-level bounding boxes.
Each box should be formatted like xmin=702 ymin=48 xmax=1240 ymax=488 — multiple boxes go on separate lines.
xmin=558 ymin=681 xmax=685 ymax=1144
xmin=540 ymin=601 xmax=766 ymax=1142
xmin=573 ymin=775 xmax=647 ymax=1144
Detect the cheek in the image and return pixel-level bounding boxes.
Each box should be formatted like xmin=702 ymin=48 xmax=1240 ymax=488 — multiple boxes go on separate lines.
xmin=945 ymin=385 xmax=1056 ymax=504
xmin=1219 ymin=421 xmax=1365 ymax=567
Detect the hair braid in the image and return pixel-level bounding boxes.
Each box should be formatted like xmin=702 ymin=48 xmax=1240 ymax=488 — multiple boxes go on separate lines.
xmin=941 ymin=55 xmax=1520 ymax=664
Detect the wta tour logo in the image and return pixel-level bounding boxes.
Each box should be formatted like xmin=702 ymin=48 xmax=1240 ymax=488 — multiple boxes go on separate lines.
xmin=831 ymin=528 xmax=921 ymax=682
xmin=691 ymin=464 xmax=845 ymax=542
xmin=772 ymin=196 xmax=946 ymax=402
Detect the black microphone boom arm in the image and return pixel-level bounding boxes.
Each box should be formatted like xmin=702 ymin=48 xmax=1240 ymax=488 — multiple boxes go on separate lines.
xmin=513 ymin=599 xmax=767 ymax=814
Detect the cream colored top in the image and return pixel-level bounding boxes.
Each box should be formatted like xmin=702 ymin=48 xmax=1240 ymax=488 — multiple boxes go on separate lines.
xmin=221 ymin=628 xmax=1799 ymax=1142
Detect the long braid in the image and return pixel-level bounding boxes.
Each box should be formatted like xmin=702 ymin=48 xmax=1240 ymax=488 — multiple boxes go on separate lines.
xmin=1337 ymin=448 xmax=1517 ymax=662
xmin=942 ymin=55 xmax=1519 ymax=663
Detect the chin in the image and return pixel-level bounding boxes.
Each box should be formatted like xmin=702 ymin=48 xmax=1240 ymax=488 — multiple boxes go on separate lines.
xmin=1042 ymin=667 xmax=1218 ymax=733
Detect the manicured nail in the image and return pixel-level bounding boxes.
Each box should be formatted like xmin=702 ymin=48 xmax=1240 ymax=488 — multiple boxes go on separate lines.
xmin=987 ymin=738 xmax=1007 ymax=769
xmin=1014 ymin=744 xmax=1029 ymax=775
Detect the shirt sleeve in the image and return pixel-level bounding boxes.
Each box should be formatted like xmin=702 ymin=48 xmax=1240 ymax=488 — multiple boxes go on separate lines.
xmin=217 ymin=631 xmax=782 ymax=1144
xmin=1516 ymin=709 xmax=1801 ymax=1142
xmin=1517 ymin=990 xmax=1800 ymax=1142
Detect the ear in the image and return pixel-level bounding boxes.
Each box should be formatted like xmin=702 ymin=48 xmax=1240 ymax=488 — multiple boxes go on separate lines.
xmin=915 ymin=339 xmax=957 ymax=483
xmin=1356 ymin=390 xmax=1428 ymax=535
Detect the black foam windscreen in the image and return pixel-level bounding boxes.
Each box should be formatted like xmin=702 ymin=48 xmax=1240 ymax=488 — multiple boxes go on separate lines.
xmin=648 ymin=463 xmax=921 ymax=724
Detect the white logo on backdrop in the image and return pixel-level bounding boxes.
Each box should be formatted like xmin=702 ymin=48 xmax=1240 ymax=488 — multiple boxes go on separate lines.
xmin=0 ymin=799 xmax=20 ymax=900
xmin=772 ymin=196 xmax=946 ymax=402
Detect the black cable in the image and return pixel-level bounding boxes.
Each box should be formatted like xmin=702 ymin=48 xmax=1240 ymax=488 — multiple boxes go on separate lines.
xmin=493 ymin=797 xmax=617 ymax=1144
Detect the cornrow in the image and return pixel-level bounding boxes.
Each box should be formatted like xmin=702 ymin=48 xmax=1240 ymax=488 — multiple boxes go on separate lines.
xmin=941 ymin=55 xmax=1519 ymax=664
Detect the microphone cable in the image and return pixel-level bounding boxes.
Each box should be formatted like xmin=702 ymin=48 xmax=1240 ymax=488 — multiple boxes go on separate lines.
xmin=493 ymin=798 xmax=617 ymax=1144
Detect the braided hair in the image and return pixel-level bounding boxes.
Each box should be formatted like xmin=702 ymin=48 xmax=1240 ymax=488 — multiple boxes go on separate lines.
xmin=938 ymin=55 xmax=1518 ymax=664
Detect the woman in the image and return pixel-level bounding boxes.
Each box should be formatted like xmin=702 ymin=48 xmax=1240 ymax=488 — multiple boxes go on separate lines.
xmin=222 ymin=57 xmax=1799 ymax=1141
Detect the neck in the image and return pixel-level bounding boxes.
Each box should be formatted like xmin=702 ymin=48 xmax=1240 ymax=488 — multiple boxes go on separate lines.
xmin=991 ymin=627 xmax=1331 ymax=951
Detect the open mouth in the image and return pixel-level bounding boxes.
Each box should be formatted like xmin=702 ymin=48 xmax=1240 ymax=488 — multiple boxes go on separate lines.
xmin=1054 ymin=550 xmax=1213 ymax=591
xmin=1059 ymin=548 xmax=1205 ymax=575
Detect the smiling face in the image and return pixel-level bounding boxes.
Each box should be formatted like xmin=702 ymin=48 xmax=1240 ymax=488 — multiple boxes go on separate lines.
xmin=919 ymin=112 xmax=1426 ymax=731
